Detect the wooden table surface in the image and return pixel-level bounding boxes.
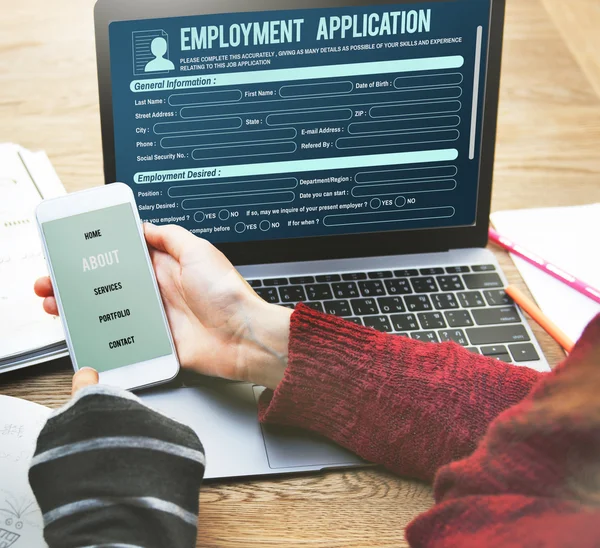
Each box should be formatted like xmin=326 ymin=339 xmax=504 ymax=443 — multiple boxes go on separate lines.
xmin=1 ymin=0 xmax=600 ymax=546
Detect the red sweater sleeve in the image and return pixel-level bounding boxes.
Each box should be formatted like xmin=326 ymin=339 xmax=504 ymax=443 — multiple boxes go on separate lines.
xmin=258 ymin=303 xmax=542 ymax=481
xmin=259 ymin=305 xmax=600 ymax=546
xmin=405 ymin=315 xmax=600 ymax=547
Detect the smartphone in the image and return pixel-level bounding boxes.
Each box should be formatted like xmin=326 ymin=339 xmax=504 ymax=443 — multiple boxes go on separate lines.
xmin=35 ymin=183 xmax=179 ymax=390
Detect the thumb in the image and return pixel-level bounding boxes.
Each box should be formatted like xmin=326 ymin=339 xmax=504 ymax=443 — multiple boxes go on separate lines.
xmin=72 ymin=368 xmax=99 ymax=396
xmin=144 ymin=223 xmax=198 ymax=262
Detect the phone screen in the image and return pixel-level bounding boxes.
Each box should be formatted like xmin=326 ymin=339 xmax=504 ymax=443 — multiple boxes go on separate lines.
xmin=41 ymin=203 xmax=173 ymax=373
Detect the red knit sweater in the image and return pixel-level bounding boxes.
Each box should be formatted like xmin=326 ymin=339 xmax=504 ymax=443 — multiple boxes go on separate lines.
xmin=259 ymin=305 xmax=600 ymax=546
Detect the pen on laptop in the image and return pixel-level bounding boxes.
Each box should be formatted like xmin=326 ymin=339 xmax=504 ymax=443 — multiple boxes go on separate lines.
xmin=505 ymin=286 xmax=574 ymax=353
xmin=488 ymin=227 xmax=600 ymax=305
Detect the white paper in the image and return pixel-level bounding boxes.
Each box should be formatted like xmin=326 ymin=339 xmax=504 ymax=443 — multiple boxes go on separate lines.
xmin=0 ymin=145 xmax=67 ymax=364
xmin=491 ymin=204 xmax=600 ymax=344
xmin=0 ymin=395 xmax=51 ymax=548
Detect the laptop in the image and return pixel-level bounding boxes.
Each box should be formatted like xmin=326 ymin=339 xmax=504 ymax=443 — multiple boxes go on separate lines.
xmin=94 ymin=0 xmax=550 ymax=479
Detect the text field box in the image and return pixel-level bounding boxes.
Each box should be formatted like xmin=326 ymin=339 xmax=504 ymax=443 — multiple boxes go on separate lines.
xmin=336 ymin=130 xmax=460 ymax=150
xmin=352 ymin=179 xmax=457 ymax=197
xmin=323 ymin=206 xmax=455 ymax=227
xmin=348 ymin=116 xmax=461 ymax=135
xmin=182 ymin=191 xmax=295 ymax=210
xmin=355 ymin=165 xmax=458 ymax=184
xmin=169 ymin=89 xmax=243 ymax=106
xmin=161 ymin=128 xmax=296 ymax=149
xmin=267 ymin=108 xmax=352 ymax=126
xmin=191 ymin=142 xmax=296 ymax=161
xmin=279 ymin=81 xmax=353 ymax=98
xmin=370 ymin=100 xmax=461 ymax=119
xmin=394 ymin=73 xmax=463 ymax=89
xmin=168 ymin=177 xmax=298 ymax=198
xmin=154 ymin=117 xmax=242 ymax=135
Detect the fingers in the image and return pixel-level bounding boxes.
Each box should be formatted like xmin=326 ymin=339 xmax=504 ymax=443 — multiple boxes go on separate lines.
xmin=34 ymin=276 xmax=54 ymax=298
xmin=144 ymin=223 xmax=199 ymax=262
xmin=43 ymin=296 xmax=59 ymax=316
xmin=72 ymin=368 xmax=99 ymax=396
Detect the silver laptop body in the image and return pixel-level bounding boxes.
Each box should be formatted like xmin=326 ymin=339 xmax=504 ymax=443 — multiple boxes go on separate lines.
xmin=95 ymin=0 xmax=549 ymax=479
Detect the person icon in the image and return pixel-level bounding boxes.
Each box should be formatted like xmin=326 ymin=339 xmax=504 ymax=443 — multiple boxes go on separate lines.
xmin=144 ymin=37 xmax=175 ymax=72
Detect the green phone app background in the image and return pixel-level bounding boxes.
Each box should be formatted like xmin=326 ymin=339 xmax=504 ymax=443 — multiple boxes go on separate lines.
xmin=42 ymin=203 xmax=172 ymax=372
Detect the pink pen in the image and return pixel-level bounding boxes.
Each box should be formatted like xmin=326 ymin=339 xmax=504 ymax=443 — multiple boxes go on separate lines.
xmin=489 ymin=227 xmax=600 ymax=305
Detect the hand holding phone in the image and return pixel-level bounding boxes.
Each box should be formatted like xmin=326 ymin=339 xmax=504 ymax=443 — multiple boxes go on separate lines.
xmin=36 ymin=183 xmax=179 ymax=390
xmin=36 ymin=185 xmax=291 ymax=390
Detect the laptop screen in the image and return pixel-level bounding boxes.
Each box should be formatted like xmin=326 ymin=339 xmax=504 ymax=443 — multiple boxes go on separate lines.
xmin=108 ymin=0 xmax=492 ymax=244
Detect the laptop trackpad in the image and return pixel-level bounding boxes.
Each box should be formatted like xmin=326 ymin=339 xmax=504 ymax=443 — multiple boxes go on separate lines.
xmin=252 ymin=386 xmax=362 ymax=470
xmin=139 ymin=383 xmax=269 ymax=479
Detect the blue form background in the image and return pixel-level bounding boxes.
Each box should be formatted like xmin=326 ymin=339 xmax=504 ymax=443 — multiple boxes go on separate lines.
xmin=109 ymin=0 xmax=491 ymax=243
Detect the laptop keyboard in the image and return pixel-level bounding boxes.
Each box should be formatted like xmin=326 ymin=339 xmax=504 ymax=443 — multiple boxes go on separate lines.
xmin=248 ymin=264 xmax=541 ymax=365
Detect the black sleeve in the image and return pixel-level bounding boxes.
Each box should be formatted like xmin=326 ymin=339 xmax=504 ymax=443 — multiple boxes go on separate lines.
xmin=29 ymin=385 xmax=205 ymax=548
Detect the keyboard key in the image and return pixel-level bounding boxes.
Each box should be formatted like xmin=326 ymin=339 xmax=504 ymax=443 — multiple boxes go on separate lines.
xmin=324 ymin=300 xmax=352 ymax=317
xmin=445 ymin=310 xmax=474 ymax=328
xmin=346 ymin=317 xmax=363 ymax=326
xmin=417 ymin=277 xmax=443 ymax=295
xmin=480 ymin=345 xmax=509 ymax=356
xmin=368 ymin=270 xmax=393 ymax=279
xmin=432 ymin=293 xmax=459 ymax=310
xmin=509 ymin=343 xmax=540 ymax=362
xmin=255 ymin=287 xmax=279 ymax=303
xmin=342 ymin=272 xmax=367 ymax=281
xmin=289 ymin=275 xmax=315 ymax=284
xmin=350 ymin=298 xmax=379 ymax=316
xmin=457 ymin=291 xmax=486 ymax=308
xmin=489 ymin=354 xmax=512 ymax=363
xmin=279 ymin=286 xmax=307 ymax=303
xmin=394 ymin=269 xmax=419 ymax=277
xmin=304 ymin=301 xmax=324 ymax=313
xmin=436 ymin=275 xmax=465 ymax=291
xmin=484 ymin=289 xmax=513 ymax=306
xmin=411 ymin=331 xmax=440 ymax=343
xmin=377 ymin=296 xmax=405 ymax=313
xmin=332 ymin=282 xmax=359 ymax=299
xmin=466 ymin=347 xmax=481 ymax=354
xmin=358 ymin=280 xmax=385 ymax=297
xmin=306 ymin=284 xmax=333 ymax=300
xmin=463 ymin=273 xmax=503 ymax=290
xmin=466 ymin=325 xmax=531 ymax=345
xmin=411 ymin=277 xmax=439 ymax=293
xmin=440 ymin=329 xmax=469 ymax=346
xmin=281 ymin=303 xmax=295 ymax=309
xmin=472 ymin=306 xmax=520 ymax=326
xmin=385 ymin=278 xmax=412 ymax=295
xmin=247 ymin=279 xmax=261 ymax=287
xmin=472 ymin=264 xmax=496 ymax=272
xmin=390 ymin=313 xmax=419 ymax=332
xmin=446 ymin=266 xmax=470 ymax=274
xmin=363 ymin=315 xmax=393 ymax=332
xmin=316 ymin=274 xmax=341 ymax=283
xmin=420 ymin=267 xmax=444 ymax=275
xmin=418 ymin=312 xmax=446 ymax=329
xmin=263 ymin=277 xmax=288 ymax=286
xmin=405 ymin=295 xmax=433 ymax=311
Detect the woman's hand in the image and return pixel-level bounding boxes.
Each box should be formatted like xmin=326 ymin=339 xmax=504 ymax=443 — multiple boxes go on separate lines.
xmin=34 ymin=224 xmax=292 ymax=389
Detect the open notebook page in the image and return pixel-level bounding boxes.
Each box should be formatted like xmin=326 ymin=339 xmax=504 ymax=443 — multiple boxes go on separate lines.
xmin=0 ymin=395 xmax=51 ymax=547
